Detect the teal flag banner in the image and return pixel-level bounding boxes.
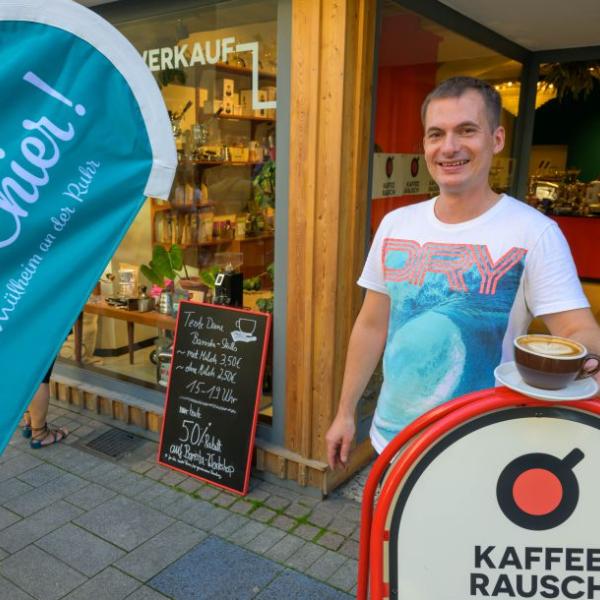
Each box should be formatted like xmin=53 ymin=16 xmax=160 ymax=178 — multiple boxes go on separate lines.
xmin=0 ymin=0 xmax=177 ymax=452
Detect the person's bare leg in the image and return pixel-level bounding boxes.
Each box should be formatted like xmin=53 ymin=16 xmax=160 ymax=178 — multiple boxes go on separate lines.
xmin=28 ymin=384 xmax=68 ymax=447
xmin=28 ymin=384 xmax=50 ymax=430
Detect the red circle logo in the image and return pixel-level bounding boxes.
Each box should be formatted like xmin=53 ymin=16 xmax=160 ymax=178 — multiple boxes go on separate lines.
xmin=385 ymin=156 xmax=394 ymax=178
xmin=496 ymin=449 xmax=583 ymax=530
xmin=410 ymin=157 xmax=419 ymax=178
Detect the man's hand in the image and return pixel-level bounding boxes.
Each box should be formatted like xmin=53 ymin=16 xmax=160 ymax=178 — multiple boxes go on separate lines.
xmin=543 ymin=307 xmax=600 ymax=384
xmin=326 ymin=414 xmax=356 ymax=470
xmin=325 ymin=290 xmax=389 ymax=470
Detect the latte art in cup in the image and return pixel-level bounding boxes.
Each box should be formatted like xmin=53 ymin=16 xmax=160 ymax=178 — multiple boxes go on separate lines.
xmin=513 ymin=334 xmax=600 ymax=390
xmin=515 ymin=336 xmax=584 ymax=358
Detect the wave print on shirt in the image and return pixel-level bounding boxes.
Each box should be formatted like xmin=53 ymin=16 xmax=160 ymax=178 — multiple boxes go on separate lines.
xmin=374 ymin=240 xmax=526 ymax=442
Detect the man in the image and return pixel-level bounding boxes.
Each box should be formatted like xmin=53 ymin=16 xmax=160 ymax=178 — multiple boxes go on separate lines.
xmin=326 ymin=76 xmax=600 ymax=469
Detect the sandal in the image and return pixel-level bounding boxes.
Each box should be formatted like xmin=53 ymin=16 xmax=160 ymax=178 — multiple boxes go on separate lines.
xmin=30 ymin=424 xmax=68 ymax=449
xmin=22 ymin=411 xmax=32 ymax=439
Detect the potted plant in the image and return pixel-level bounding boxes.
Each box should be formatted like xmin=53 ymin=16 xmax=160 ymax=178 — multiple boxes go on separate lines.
xmin=253 ymin=159 xmax=275 ymax=210
xmin=142 ymin=244 xmax=212 ymax=306
xmin=247 ymin=160 xmax=275 ymax=236
xmin=140 ymin=244 xmax=188 ymax=290
xmin=255 ymin=262 xmax=274 ymax=314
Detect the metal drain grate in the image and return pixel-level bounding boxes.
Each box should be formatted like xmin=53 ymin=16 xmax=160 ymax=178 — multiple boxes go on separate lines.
xmin=85 ymin=429 xmax=144 ymax=459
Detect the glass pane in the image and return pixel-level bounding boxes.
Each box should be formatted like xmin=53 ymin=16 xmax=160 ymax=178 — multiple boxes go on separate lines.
xmin=65 ymin=1 xmax=278 ymax=422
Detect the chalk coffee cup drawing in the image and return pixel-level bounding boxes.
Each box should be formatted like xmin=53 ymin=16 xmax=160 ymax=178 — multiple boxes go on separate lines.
xmin=514 ymin=334 xmax=600 ymax=390
xmin=235 ymin=318 xmax=256 ymax=336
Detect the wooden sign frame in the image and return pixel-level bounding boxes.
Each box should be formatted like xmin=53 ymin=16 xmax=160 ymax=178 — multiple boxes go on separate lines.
xmin=157 ymin=301 xmax=271 ymax=495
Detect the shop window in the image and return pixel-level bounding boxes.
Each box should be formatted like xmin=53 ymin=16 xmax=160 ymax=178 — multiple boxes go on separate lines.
xmin=65 ymin=0 xmax=279 ymax=423
xmin=370 ymin=3 xmax=523 ymax=235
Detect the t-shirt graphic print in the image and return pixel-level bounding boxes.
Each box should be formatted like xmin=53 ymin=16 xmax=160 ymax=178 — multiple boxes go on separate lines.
xmin=377 ymin=239 xmax=525 ymax=444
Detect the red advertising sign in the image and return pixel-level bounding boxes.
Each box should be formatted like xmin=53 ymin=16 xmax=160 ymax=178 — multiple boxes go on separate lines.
xmin=358 ymin=388 xmax=600 ymax=600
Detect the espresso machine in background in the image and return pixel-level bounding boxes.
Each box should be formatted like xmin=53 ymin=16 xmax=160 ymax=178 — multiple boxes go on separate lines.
xmin=213 ymin=252 xmax=243 ymax=308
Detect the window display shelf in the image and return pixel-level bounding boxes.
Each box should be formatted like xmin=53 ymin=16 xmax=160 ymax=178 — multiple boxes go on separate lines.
xmin=214 ymin=62 xmax=276 ymax=81
xmin=153 ymin=203 xmax=215 ymax=213
xmin=190 ymin=160 xmax=264 ymax=166
xmin=156 ymin=232 xmax=274 ymax=249
xmin=216 ymin=114 xmax=275 ymax=123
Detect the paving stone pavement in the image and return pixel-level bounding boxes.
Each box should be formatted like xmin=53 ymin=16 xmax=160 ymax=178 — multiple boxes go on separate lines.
xmin=0 ymin=402 xmax=364 ymax=599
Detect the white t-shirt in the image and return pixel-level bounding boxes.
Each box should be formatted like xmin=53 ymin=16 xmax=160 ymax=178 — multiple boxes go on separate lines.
xmin=358 ymin=195 xmax=589 ymax=452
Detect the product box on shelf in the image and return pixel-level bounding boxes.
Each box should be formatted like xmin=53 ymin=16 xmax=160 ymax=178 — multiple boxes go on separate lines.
xmin=222 ymin=100 xmax=235 ymax=116
xmin=212 ymin=215 xmax=236 ymax=240
xmin=240 ymin=89 xmax=253 ymax=116
xmin=254 ymin=90 xmax=268 ymax=117
xmin=229 ymin=146 xmax=249 ymax=162
xmin=197 ymin=87 xmax=209 ymax=108
xmin=220 ymin=78 xmax=235 ymax=100
xmin=263 ymin=86 xmax=276 ymax=101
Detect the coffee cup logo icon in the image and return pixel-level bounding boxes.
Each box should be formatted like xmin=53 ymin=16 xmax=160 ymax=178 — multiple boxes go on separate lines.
xmin=236 ymin=318 xmax=256 ymax=336
xmin=231 ymin=318 xmax=258 ymax=343
xmin=496 ymin=449 xmax=584 ymax=530
xmin=385 ymin=156 xmax=394 ymax=179
xmin=410 ymin=156 xmax=419 ymax=178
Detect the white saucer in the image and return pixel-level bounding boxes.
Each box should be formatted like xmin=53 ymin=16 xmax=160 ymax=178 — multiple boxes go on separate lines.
xmin=494 ymin=361 xmax=599 ymax=402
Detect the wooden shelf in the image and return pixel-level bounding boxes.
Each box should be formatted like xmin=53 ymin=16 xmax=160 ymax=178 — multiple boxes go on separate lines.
xmin=190 ymin=160 xmax=264 ymax=166
xmin=215 ymin=62 xmax=276 ymax=81
xmin=218 ymin=114 xmax=275 ymax=123
xmin=156 ymin=232 xmax=274 ymax=249
xmin=154 ymin=203 xmax=215 ymax=213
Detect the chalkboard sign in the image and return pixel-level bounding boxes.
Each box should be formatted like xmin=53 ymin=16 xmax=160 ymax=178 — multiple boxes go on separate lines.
xmin=158 ymin=301 xmax=271 ymax=495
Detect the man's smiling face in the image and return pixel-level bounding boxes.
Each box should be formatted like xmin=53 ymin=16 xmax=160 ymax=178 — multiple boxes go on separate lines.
xmin=423 ymin=89 xmax=505 ymax=197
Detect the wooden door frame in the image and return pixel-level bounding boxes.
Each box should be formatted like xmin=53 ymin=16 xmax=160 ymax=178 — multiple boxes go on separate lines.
xmin=283 ymin=0 xmax=378 ymax=491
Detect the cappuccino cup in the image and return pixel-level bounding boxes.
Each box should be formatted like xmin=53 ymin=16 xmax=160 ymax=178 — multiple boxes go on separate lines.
xmin=514 ymin=334 xmax=600 ymax=390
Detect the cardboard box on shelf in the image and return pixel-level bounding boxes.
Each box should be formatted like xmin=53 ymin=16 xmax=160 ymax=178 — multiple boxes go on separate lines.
xmin=197 ymin=87 xmax=209 ymax=107
xmin=229 ymin=146 xmax=249 ymax=162
xmin=222 ymin=100 xmax=235 ymax=116
xmin=240 ymin=89 xmax=253 ymax=116
xmin=254 ymin=90 xmax=268 ymax=118
xmin=263 ymin=86 xmax=276 ymax=101
xmin=220 ymin=78 xmax=235 ymax=100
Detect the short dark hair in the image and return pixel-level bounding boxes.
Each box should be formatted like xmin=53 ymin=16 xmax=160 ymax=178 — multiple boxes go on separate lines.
xmin=421 ymin=76 xmax=502 ymax=131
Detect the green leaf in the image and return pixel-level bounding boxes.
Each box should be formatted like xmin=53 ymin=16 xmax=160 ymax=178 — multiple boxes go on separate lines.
xmin=140 ymin=264 xmax=163 ymax=286
xmin=152 ymin=245 xmax=176 ymax=280
xmin=200 ymin=265 xmax=220 ymax=288
xmin=170 ymin=244 xmax=184 ymax=272
xmin=256 ymin=296 xmax=274 ymax=313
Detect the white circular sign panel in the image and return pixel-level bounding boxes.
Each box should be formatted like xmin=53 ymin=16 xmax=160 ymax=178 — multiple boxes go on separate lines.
xmin=389 ymin=407 xmax=600 ymax=599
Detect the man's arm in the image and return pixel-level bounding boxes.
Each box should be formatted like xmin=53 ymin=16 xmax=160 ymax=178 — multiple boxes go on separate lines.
xmin=325 ymin=290 xmax=390 ymax=470
xmin=542 ymin=307 xmax=600 ymax=380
